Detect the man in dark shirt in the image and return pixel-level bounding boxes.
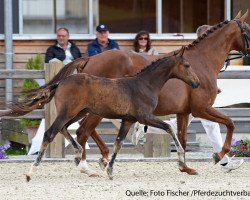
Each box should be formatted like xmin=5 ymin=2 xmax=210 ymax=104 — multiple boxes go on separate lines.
xmin=45 ymin=27 xmax=81 ymax=64
xmin=87 ymin=24 xmax=119 ymax=56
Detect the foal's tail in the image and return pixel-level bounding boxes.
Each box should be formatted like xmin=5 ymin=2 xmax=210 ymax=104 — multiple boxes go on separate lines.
xmin=0 ymin=83 xmax=59 ymax=117
xmin=0 ymin=57 xmax=89 ymax=118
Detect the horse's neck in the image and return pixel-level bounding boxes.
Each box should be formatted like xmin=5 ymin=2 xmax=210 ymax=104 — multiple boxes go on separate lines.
xmin=188 ymin=23 xmax=239 ymax=75
xmin=137 ymin=59 xmax=172 ymax=92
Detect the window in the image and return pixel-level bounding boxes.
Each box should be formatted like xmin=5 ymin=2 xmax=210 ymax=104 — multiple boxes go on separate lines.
xmin=231 ymin=0 xmax=250 ymax=23
xmin=23 ymin=0 xmax=88 ymax=34
xmin=2 ymin=0 xmax=249 ymax=35
xmin=98 ymin=0 xmax=156 ymax=33
xmin=162 ymin=0 xmax=224 ymax=33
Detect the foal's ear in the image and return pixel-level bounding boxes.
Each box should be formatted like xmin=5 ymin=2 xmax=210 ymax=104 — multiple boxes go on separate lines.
xmin=240 ymin=10 xmax=249 ymax=23
xmin=234 ymin=10 xmax=242 ymax=19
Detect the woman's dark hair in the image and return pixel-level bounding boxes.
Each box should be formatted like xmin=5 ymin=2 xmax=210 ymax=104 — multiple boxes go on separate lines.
xmin=133 ymin=30 xmax=151 ymax=52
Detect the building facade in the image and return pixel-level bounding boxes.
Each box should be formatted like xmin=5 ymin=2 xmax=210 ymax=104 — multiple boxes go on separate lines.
xmin=0 ymin=0 xmax=250 ymax=39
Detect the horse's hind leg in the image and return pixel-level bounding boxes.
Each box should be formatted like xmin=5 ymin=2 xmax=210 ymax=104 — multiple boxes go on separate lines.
xmin=107 ymin=120 xmax=134 ymax=180
xmin=61 ymin=127 xmax=99 ymax=177
xmin=26 ymin=116 xmax=68 ymax=182
xmin=92 ymin=130 xmax=109 ymax=170
xmin=61 ymin=128 xmax=83 ymax=165
xmin=76 ymin=114 xmax=109 ymax=174
xmin=141 ymin=116 xmax=185 ymax=165
xmin=192 ymin=107 xmax=235 ymax=164
xmin=177 ymin=114 xmax=198 ymax=175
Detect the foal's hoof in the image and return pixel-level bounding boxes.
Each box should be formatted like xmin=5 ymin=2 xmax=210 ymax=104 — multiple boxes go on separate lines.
xmin=180 ymin=168 xmax=199 ymax=175
xmin=26 ymin=175 xmax=31 ymax=182
xmin=98 ymin=158 xmax=108 ymax=171
xmin=212 ymin=153 xmax=221 ymax=164
xmin=74 ymin=157 xmax=81 ymax=166
xmin=106 ymin=167 xmax=113 ymax=180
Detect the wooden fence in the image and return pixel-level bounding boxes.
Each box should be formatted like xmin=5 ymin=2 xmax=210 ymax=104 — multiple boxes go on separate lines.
xmin=0 ymin=63 xmax=250 ymax=158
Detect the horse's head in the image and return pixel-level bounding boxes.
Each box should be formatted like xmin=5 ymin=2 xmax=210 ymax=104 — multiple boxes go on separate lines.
xmin=233 ymin=10 xmax=250 ymax=56
xmin=172 ymin=47 xmax=200 ymax=89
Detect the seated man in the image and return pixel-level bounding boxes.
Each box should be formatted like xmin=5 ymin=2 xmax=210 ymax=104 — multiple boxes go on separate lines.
xmin=45 ymin=27 xmax=81 ymax=64
xmin=87 ymin=24 xmax=119 ymax=56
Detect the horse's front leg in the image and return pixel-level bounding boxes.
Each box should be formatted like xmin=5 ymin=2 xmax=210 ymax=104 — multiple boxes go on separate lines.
xmin=107 ymin=120 xmax=134 ymax=180
xmin=193 ymin=107 xmax=235 ymax=164
xmin=177 ymin=114 xmax=198 ymax=175
xmin=76 ymin=114 xmax=105 ymax=177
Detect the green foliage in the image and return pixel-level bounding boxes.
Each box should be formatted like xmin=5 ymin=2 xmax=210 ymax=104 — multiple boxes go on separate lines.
xmin=22 ymin=79 xmax=40 ymax=93
xmin=25 ymin=53 xmax=43 ymax=70
xmin=6 ymin=147 xmax=27 ymax=156
xmin=22 ymin=54 xmax=43 ymax=93
xmin=20 ymin=118 xmax=41 ymax=127
xmin=20 ymin=54 xmax=43 ymax=127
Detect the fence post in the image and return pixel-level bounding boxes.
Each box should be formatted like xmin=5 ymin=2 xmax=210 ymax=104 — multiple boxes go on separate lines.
xmin=45 ymin=58 xmax=65 ymax=158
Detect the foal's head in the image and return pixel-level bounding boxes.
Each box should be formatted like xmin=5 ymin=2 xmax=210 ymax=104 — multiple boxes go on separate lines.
xmin=171 ymin=47 xmax=200 ymax=89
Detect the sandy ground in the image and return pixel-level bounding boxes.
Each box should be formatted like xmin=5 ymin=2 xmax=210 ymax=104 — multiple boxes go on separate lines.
xmin=0 ymin=161 xmax=249 ymax=200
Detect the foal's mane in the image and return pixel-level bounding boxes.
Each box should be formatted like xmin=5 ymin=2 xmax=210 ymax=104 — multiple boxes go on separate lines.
xmin=185 ymin=20 xmax=229 ymax=50
xmin=133 ymin=53 xmax=176 ymax=77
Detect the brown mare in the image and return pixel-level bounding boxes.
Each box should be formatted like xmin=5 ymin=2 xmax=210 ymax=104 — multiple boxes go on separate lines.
xmin=72 ymin=10 xmax=250 ymax=176
xmin=0 ymin=49 xmax=200 ymax=181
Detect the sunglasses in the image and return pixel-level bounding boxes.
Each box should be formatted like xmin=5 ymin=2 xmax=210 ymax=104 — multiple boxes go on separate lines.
xmin=138 ymin=37 xmax=148 ymax=41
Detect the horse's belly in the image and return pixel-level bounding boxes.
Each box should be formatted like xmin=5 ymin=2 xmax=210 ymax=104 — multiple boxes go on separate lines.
xmin=153 ymin=80 xmax=190 ymax=115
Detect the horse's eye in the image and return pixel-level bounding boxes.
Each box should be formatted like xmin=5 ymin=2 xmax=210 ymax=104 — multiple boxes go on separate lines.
xmin=184 ymin=64 xmax=190 ymax=68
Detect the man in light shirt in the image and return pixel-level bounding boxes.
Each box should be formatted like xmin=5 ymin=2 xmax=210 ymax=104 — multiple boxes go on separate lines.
xmin=45 ymin=27 xmax=81 ymax=64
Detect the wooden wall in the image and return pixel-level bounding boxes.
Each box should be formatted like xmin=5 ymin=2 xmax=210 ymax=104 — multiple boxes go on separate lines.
xmin=0 ymin=38 xmax=192 ymax=100
xmin=0 ymin=38 xmax=242 ymax=100
xmin=0 ymin=39 xmax=192 ymax=69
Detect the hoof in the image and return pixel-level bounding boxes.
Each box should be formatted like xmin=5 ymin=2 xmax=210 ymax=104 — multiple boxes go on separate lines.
xmin=80 ymin=168 xmax=99 ymax=177
xmin=98 ymin=158 xmax=108 ymax=171
xmin=106 ymin=167 xmax=113 ymax=180
xmin=213 ymin=153 xmax=221 ymax=164
xmin=74 ymin=157 xmax=81 ymax=166
xmin=88 ymin=172 xmax=100 ymax=177
xmin=26 ymin=175 xmax=31 ymax=182
xmin=189 ymin=170 xmax=199 ymax=175
xmin=180 ymin=168 xmax=199 ymax=175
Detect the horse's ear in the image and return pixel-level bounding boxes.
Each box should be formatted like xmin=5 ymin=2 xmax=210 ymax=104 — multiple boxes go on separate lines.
xmin=234 ymin=10 xmax=242 ymax=19
xmin=240 ymin=10 xmax=249 ymax=23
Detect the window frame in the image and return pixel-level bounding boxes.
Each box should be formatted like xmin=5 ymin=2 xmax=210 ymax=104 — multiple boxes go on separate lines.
xmin=0 ymin=0 xmax=232 ymax=40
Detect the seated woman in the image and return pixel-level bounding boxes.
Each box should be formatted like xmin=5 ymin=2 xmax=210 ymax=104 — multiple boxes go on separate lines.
xmin=132 ymin=30 xmax=158 ymax=55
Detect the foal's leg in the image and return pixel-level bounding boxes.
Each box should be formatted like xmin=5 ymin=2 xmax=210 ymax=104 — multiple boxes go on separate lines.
xmin=176 ymin=114 xmax=198 ymax=175
xmin=107 ymin=120 xmax=134 ymax=180
xmin=142 ymin=116 xmax=185 ymax=165
xmin=26 ymin=117 xmax=68 ymax=182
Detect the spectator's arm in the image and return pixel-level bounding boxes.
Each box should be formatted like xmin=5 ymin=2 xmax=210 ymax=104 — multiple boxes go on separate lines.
xmin=45 ymin=47 xmax=54 ymax=63
xmin=114 ymin=41 xmax=120 ymax=50
xmin=87 ymin=44 xmax=97 ymax=57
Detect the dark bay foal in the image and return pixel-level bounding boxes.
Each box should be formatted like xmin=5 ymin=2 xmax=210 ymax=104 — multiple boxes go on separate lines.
xmin=0 ymin=48 xmax=199 ymax=181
